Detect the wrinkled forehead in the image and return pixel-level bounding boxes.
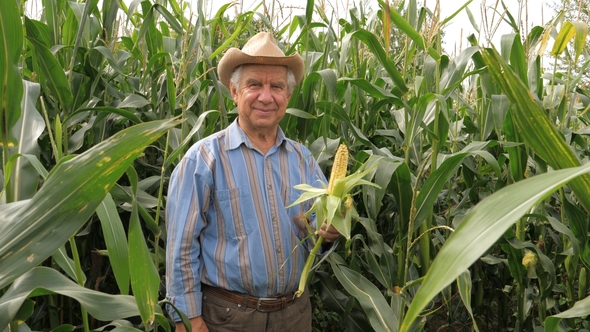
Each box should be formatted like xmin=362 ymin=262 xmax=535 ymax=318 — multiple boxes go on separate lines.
xmin=239 ymin=64 xmax=289 ymax=82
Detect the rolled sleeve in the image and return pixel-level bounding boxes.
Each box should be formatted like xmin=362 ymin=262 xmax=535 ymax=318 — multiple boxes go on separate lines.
xmin=167 ymin=290 xmax=203 ymax=321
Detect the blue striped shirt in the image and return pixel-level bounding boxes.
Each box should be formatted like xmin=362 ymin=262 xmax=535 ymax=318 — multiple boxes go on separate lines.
xmin=165 ymin=119 xmax=326 ymax=320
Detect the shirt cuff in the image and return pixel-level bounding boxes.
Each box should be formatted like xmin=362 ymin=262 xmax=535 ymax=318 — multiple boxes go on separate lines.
xmin=167 ymin=290 xmax=203 ymax=322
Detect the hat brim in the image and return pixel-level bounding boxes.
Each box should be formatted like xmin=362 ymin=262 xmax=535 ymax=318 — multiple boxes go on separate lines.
xmin=218 ymin=48 xmax=304 ymax=88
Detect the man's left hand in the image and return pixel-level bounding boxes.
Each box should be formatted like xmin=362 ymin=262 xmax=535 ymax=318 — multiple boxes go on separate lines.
xmin=318 ymin=222 xmax=341 ymax=243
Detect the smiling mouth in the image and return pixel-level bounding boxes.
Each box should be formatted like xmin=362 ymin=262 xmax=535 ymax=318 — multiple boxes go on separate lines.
xmin=256 ymin=109 xmax=274 ymax=113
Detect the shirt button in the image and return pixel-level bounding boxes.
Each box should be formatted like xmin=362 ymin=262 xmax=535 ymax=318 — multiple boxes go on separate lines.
xmin=276 ymin=248 xmax=281 ymax=253
xmin=268 ymin=184 xmax=272 ymax=190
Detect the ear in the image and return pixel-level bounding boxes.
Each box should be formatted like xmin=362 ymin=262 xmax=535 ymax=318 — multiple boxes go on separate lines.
xmin=229 ymin=83 xmax=238 ymax=102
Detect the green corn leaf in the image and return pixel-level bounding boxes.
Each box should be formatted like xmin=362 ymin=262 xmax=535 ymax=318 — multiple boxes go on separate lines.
xmin=545 ymin=294 xmax=590 ymax=332
xmin=361 ymin=238 xmax=392 ymax=290
xmin=481 ymin=47 xmax=590 ymax=213
xmin=414 ymin=153 xmax=467 ymax=231
xmin=440 ymin=46 xmax=480 ymax=96
xmin=26 ymin=37 xmax=73 ymax=108
xmin=0 ymin=267 xmax=143 ymax=327
xmin=400 ymin=163 xmax=590 ymax=332
xmin=96 ymin=193 xmax=130 ymax=295
xmin=342 ymin=78 xmax=402 ymax=101
xmin=0 ymin=119 xmax=179 ymax=290
xmin=405 ymin=93 xmax=434 ymax=149
xmin=52 ymin=245 xmax=84 ymax=284
xmin=286 ymin=108 xmax=317 ymax=119
xmin=302 ymin=69 xmax=338 ymax=103
xmin=11 ymin=81 xmax=45 ymax=201
xmin=0 ymin=0 xmax=23 ymax=147
xmin=153 ymin=4 xmax=183 ymax=34
xmin=165 ymin=110 xmax=219 ymax=167
xmin=315 ymin=271 xmax=372 ymax=332
xmin=330 ymin=259 xmax=398 ymax=332
xmin=358 ymin=217 xmax=397 ymax=288
xmin=127 ymin=166 xmax=159 ymax=325
xmin=208 ymin=11 xmax=256 ymax=60
xmin=390 ymin=163 xmax=413 ymax=228
xmin=54 ymin=113 xmax=63 ymax=160
xmin=457 ymin=270 xmax=479 ymax=332
xmin=93 ymin=46 xmax=126 ymax=76
xmin=441 ymin=0 xmax=474 ymax=27
xmin=346 ymin=29 xmax=408 ymax=94
xmin=166 ymin=64 xmax=176 ymax=112
xmin=102 ymin=0 xmax=120 ymax=39
xmin=305 ymin=0 xmax=314 ymax=28
xmin=24 ymin=17 xmax=52 ymax=48
xmin=287 ymin=184 xmax=327 ymax=208
xmin=325 ymin=195 xmax=343 ymax=231
xmin=119 ymin=94 xmax=151 ymax=108
xmin=380 ymin=0 xmax=439 ymax=60
xmin=363 ymin=156 xmax=403 ymax=221
xmin=69 ymin=106 xmax=142 ymax=124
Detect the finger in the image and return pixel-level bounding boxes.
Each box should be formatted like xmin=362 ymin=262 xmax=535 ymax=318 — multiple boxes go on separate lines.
xmin=320 ymin=223 xmax=339 ymax=234
xmin=319 ymin=230 xmax=340 ymax=243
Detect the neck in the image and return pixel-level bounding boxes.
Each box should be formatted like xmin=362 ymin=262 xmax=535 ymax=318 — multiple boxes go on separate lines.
xmin=237 ymin=119 xmax=278 ymax=154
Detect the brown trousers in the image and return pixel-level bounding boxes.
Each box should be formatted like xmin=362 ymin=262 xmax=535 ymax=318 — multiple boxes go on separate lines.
xmin=201 ymin=287 xmax=312 ymax=332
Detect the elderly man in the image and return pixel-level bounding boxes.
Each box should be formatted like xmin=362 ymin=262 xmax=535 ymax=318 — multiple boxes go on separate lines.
xmin=166 ymin=32 xmax=341 ymax=332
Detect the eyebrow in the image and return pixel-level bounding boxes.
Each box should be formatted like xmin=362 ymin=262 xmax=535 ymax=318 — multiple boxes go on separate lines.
xmin=272 ymin=81 xmax=286 ymax=88
xmin=245 ymin=78 xmax=261 ymax=86
xmin=244 ymin=77 xmax=286 ymax=88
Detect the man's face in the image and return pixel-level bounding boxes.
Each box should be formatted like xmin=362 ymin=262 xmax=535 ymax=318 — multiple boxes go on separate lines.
xmin=230 ymin=64 xmax=291 ymax=135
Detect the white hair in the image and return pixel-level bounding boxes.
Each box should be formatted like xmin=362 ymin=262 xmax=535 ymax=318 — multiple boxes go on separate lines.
xmin=229 ymin=65 xmax=297 ymax=94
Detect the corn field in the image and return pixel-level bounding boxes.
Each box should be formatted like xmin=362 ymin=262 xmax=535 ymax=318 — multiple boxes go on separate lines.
xmin=2 ymin=0 xmax=590 ymax=331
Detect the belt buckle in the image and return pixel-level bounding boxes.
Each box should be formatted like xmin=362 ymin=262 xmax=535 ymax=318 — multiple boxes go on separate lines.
xmin=256 ymin=297 xmax=278 ymax=312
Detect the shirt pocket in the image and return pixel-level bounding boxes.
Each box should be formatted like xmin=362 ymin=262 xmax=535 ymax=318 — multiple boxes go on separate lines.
xmin=215 ymin=187 xmax=256 ymax=240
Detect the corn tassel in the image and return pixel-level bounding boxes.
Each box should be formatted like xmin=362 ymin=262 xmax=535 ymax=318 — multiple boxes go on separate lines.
xmin=295 ymin=143 xmax=348 ymax=298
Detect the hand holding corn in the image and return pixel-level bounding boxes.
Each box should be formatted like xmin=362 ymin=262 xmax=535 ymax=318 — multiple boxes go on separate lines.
xmin=317 ymin=222 xmax=341 ymax=243
xmin=287 ymin=143 xmax=380 ymax=297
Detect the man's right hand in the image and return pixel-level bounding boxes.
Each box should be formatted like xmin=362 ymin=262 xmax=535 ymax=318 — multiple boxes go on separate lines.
xmin=175 ymin=316 xmax=209 ymax=332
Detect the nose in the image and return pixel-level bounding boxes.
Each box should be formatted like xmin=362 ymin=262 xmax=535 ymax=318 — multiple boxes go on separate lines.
xmin=258 ymin=85 xmax=273 ymax=103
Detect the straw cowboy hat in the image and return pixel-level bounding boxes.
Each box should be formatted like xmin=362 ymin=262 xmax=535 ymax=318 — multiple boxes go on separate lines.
xmin=217 ymin=32 xmax=304 ymax=88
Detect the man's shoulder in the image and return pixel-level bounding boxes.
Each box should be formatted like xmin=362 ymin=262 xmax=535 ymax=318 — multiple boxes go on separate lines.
xmin=184 ymin=128 xmax=229 ymax=159
xmin=283 ymin=137 xmax=306 ymax=150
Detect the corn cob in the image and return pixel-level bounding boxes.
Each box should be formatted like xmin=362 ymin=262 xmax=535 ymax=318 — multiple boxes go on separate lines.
xmin=294 ymin=143 xmax=349 ymax=298
xmin=327 ymin=144 xmax=348 ymax=194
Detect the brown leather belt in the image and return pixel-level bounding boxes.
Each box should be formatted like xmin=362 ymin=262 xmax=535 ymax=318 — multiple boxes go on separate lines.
xmin=203 ymin=285 xmax=296 ymax=312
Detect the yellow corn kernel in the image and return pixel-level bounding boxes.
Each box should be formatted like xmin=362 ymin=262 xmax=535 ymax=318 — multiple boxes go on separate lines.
xmin=327 ymin=144 xmax=348 ymax=195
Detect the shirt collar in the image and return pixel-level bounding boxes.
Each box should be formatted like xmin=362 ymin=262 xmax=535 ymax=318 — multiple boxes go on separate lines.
xmin=225 ymin=117 xmax=288 ymax=151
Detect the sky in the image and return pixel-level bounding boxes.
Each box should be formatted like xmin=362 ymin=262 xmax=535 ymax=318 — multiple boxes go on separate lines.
xmin=435 ymin=0 xmax=552 ymax=53
xmin=24 ymin=0 xmax=554 ymax=54
xmin=201 ymin=0 xmax=553 ymax=54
